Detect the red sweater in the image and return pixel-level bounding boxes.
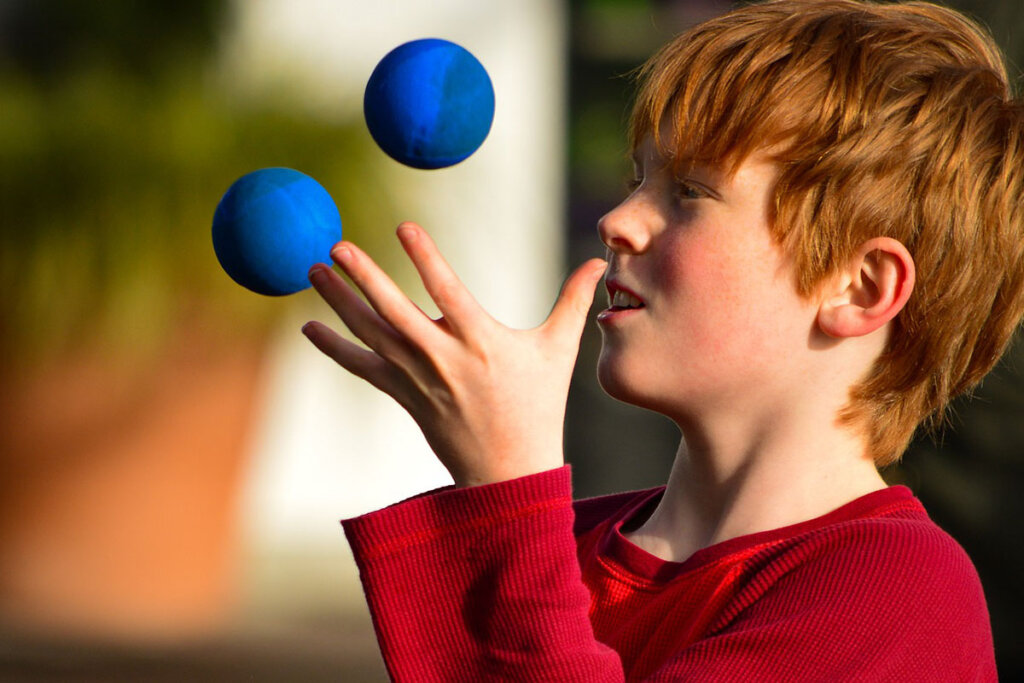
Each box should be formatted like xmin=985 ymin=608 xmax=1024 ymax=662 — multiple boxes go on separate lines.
xmin=342 ymin=467 xmax=996 ymax=681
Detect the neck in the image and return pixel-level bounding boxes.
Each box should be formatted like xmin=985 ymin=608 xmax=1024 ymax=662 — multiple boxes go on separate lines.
xmin=623 ymin=411 xmax=887 ymax=563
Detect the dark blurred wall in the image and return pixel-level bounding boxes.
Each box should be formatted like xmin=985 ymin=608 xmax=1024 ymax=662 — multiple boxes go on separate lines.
xmin=0 ymin=1 xmax=222 ymax=81
xmin=563 ymin=1 xmax=1024 ymax=679
xmin=565 ymin=0 xmax=734 ymax=499
xmin=895 ymin=4 xmax=1024 ymax=677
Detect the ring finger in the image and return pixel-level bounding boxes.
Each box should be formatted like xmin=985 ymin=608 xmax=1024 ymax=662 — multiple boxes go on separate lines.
xmin=307 ymin=263 xmax=418 ymax=368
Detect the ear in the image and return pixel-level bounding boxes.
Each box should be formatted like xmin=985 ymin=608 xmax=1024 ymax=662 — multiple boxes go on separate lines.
xmin=817 ymin=237 xmax=916 ymax=339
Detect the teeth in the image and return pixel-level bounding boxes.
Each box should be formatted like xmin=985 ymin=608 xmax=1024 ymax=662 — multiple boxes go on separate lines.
xmin=611 ymin=290 xmax=643 ymax=308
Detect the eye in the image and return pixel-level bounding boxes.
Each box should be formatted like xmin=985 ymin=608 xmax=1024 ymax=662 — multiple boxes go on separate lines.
xmin=675 ymin=180 xmax=707 ymax=201
xmin=625 ymin=177 xmax=642 ymax=193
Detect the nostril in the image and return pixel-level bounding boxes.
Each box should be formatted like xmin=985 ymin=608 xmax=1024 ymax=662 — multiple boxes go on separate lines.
xmin=599 ymin=227 xmax=642 ymax=255
xmin=606 ymin=236 xmax=633 ymax=251
xmin=598 ymin=218 xmax=630 ymax=252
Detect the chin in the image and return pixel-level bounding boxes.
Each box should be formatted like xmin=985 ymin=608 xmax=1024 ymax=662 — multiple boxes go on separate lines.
xmin=596 ymin=350 xmax=691 ymax=421
xmin=596 ymin=352 xmax=647 ymax=407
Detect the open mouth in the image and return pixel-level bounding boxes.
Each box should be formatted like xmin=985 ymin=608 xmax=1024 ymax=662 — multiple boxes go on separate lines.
xmin=608 ymin=289 xmax=645 ymax=311
xmin=600 ymin=278 xmax=645 ymax=323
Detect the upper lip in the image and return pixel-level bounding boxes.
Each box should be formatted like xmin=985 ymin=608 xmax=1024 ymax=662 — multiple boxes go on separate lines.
xmin=605 ymin=277 xmax=645 ymax=306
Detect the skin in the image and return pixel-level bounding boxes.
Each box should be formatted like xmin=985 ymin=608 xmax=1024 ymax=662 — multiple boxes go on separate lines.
xmin=302 ymin=224 xmax=606 ymax=488
xmin=598 ymin=134 xmax=915 ymax=561
xmin=302 ymin=132 xmax=915 ymax=563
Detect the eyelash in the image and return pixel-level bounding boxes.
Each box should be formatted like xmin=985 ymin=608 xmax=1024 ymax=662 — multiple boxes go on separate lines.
xmin=625 ymin=177 xmax=706 ymax=201
xmin=677 ymin=182 xmax=707 ymax=201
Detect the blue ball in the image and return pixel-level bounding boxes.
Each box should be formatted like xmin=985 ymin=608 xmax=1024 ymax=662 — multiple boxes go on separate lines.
xmin=364 ymin=38 xmax=495 ymax=169
xmin=212 ymin=168 xmax=342 ymax=296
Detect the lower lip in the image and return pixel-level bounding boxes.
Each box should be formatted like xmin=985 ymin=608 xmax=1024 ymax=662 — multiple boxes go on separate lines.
xmin=597 ymin=306 xmax=644 ymax=324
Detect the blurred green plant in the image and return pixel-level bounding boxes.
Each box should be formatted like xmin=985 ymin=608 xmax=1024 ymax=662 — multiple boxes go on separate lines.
xmin=0 ymin=1 xmax=396 ymax=373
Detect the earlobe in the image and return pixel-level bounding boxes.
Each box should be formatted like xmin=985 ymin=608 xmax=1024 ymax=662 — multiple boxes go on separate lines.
xmin=817 ymin=238 xmax=915 ymax=339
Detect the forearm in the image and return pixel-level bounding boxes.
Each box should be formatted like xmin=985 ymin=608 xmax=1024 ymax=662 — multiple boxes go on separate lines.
xmin=342 ymin=466 xmax=624 ymax=682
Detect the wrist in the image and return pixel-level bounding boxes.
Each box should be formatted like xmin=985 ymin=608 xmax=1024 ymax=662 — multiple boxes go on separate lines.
xmin=452 ymin=460 xmax=565 ymax=488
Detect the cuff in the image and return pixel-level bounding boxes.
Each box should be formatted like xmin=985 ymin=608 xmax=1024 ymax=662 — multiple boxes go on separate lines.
xmin=342 ymin=465 xmax=573 ymax=562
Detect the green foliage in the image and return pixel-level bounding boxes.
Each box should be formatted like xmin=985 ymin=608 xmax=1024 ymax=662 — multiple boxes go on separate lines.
xmin=0 ymin=58 xmax=394 ymax=367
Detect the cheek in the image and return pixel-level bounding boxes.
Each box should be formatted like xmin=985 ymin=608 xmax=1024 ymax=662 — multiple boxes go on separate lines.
xmin=657 ymin=232 xmax=768 ymax=353
xmin=657 ymin=224 xmax=741 ymax=284
xmin=656 ymin=233 xmax=746 ymax=317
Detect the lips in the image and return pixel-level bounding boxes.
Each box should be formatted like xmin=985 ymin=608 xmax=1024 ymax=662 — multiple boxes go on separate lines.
xmin=605 ymin=279 xmax=645 ymax=310
xmin=598 ymin=279 xmax=645 ymax=325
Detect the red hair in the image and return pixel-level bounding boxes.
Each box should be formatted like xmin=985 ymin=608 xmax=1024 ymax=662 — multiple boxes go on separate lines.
xmin=629 ymin=0 xmax=1024 ymax=466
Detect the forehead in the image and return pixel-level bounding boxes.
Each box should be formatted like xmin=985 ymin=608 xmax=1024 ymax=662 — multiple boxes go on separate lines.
xmin=631 ymin=131 xmax=778 ymax=189
xmin=630 ymin=131 xmax=712 ymax=175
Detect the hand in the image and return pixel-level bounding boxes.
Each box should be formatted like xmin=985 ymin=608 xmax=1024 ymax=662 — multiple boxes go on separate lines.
xmin=301 ymin=222 xmax=607 ymax=488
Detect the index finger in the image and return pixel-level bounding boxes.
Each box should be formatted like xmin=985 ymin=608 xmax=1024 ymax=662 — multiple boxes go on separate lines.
xmin=330 ymin=239 xmax=444 ymax=349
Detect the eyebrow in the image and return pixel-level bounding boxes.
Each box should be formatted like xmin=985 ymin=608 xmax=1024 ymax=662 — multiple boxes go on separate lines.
xmin=633 ymin=147 xmax=704 ymax=178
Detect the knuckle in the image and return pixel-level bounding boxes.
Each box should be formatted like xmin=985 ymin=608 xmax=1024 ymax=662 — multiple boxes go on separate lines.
xmin=376 ymin=336 xmax=412 ymax=367
xmin=432 ymin=276 xmax=460 ymax=308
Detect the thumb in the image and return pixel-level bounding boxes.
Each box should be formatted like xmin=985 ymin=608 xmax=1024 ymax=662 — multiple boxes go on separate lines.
xmin=543 ymin=258 xmax=607 ymax=343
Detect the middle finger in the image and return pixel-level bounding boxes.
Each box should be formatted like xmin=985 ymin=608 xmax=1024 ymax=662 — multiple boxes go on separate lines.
xmin=330 ymin=241 xmax=443 ymax=349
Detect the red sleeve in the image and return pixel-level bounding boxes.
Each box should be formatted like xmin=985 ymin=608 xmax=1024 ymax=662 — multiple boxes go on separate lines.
xmin=342 ymin=466 xmax=625 ymax=682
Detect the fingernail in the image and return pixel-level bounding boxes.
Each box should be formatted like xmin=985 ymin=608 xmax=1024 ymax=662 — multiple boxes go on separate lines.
xmin=332 ymin=245 xmax=353 ymax=265
xmin=308 ymin=264 xmax=326 ymax=282
xmin=397 ymin=225 xmax=417 ymax=243
xmin=301 ymin=322 xmax=314 ymax=336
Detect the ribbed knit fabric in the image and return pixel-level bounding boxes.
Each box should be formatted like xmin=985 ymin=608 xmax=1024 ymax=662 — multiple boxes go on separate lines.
xmin=342 ymin=466 xmax=996 ymax=682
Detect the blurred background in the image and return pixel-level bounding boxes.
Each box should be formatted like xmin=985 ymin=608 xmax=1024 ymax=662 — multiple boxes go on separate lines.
xmin=0 ymin=0 xmax=1020 ymax=680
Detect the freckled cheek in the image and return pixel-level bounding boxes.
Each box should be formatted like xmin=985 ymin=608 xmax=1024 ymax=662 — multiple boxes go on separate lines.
xmin=656 ymin=239 xmax=741 ymax=309
xmin=655 ymin=241 xmax=755 ymax=353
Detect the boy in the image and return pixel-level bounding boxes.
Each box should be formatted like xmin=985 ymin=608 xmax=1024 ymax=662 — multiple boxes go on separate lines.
xmin=302 ymin=0 xmax=1020 ymax=679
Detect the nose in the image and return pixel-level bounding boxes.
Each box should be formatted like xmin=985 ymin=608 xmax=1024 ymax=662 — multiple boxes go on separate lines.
xmin=597 ymin=193 xmax=653 ymax=255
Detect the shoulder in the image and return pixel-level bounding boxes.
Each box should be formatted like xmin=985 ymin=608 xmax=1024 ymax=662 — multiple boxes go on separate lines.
xmin=757 ymin=503 xmax=988 ymax=613
xmin=799 ymin=507 xmax=983 ymax=592
xmin=689 ymin=510 xmax=996 ymax=681
xmin=700 ymin=501 xmax=999 ymax=678
xmin=734 ymin=508 xmax=996 ymax=679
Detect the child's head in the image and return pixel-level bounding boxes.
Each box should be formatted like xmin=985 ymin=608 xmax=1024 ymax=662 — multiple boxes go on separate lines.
xmin=626 ymin=0 xmax=1024 ymax=466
